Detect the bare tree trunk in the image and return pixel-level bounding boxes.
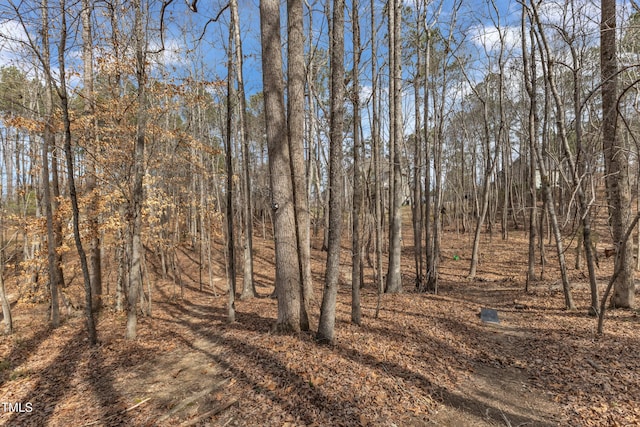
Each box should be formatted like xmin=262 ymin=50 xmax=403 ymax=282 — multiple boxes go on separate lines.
xmin=225 ymin=30 xmax=236 ymax=323
xmin=412 ymin=7 xmax=424 ymax=290
xmin=351 ymin=0 xmax=362 ymax=325
xmin=81 ymin=0 xmax=102 ymax=312
xmin=317 ymin=0 xmax=345 ymax=342
xmin=530 ymin=1 xmax=599 ymax=313
xmin=469 ymin=20 xmax=506 ymax=279
xmin=260 ymin=0 xmax=302 ymax=333
xmin=385 ymin=0 xmax=403 ymax=294
xmin=126 ymin=0 xmax=147 ymax=339
xmin=57 ymin=0 xmax=97 ymax=344
xmin=288 ymin=0 xmax=311 ymax=330
xmin=40 ymin=0 xmax=60 ymax=328
xmin=371 ymin=0 xmax=384 ymax=316
xmin=601 ymin=0 xmax=635 ymax=308
xmin=468 ymin=102 xmax=499 ymax=279
xmin=229 ymin=0 xmax=256 ymax=301
xmin=0 ymin=220 xmax=12 ymax=334
xmin=522 ymin=13 xmax=575 ymax=309
xmin=522 ymin=13 xmax=537 ymax=292
xmin=423 ymin=29 xmax=434 ymax=293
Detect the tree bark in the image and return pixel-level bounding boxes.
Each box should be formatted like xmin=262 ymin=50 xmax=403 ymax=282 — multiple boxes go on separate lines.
xmin=317 ymin=0 xmax=345 ymax=343
xmin=371 ymin=0 xmax=384 ymax=316
xmin=229 ymin=0 xmax=256 ymax=301
xmin=601 ymin=0 xmax=635 ymax=308
xmin=522 ymin=12 xmax=536 ymax=292
xmin=225 ymin=28 xmax=236 ymax=323
xmin=260 ymin=0 xmax=302 ymax=333
xmin=81 ymin=0 xmax=102 ymax=312
xmin=40 ymin=0 xmax=60 ymax=329
xmin=288 ymin=0 xmax=311 ymax=330
xmin=126 ymin=0 xmax=147 ymax=339
xmin=530 ymin=1 xmax=599 ymax=314
xmin=351 ymin=0 xmax=362 ymax=325
xmin=0 ymin=234 xmax=12 ymax=334
xmin=58 ymin=0 xmax=97 ymax=344
xmin=385 ymin=0 xmax=403 ymax=294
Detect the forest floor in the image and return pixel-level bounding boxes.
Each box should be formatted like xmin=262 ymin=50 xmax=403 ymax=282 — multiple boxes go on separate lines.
xmin=1 ymin=220 xmax=639 ymax=426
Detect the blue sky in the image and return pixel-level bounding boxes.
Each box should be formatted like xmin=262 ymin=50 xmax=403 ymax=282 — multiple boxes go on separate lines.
xmin=0 ymin=0 xmax=634 ymax=102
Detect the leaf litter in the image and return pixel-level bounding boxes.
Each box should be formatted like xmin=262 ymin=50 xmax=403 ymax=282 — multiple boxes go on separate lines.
xmin=0 ymin=228 xmax=638 ymax=426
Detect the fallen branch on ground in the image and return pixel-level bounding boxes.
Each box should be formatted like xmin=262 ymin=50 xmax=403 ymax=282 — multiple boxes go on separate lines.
xmin=156 ymin=378 xmax=230 ymax=423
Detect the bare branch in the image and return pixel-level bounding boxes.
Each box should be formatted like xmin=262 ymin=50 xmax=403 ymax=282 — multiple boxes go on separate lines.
xmin=185 ymin=0 xmax=197 ymax=12
xmin=193 ymin=4 xmax=230 ymax=43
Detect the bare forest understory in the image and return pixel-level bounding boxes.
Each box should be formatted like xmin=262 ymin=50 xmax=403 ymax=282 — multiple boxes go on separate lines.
xmin=1 ymin=221 xmax=639 ymax=427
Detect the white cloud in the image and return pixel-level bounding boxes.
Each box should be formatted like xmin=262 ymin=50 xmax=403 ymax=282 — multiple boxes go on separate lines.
xmin=148 ymin=38 xmax=189 ymax=69
xmin=0 ymin=20 xmax=30 ymax=67
xmin=468 ymin=24 xmax=521 ymax=55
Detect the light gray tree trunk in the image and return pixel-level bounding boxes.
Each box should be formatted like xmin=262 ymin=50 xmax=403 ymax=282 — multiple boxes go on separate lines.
xmin=530 ymin=1 xmax=598 ymax=313
xmin=351 ymin=0 xmax=363 ymax=325
xmin=522 ymin=12 xmax=537 ymax=292
xmin=385 ymin=0 xmax=403 ymax=294
xmin=229 ymin=0 xmax=256 ymax=301
xmin=260 ymin=0 xmax=302 ymax=333
xmin=58 ymin=0 xmax=97 ymax=344
xmin=523 ymin=9 xmax=575 ymax=309
xmin=371 ymin=0 xmax=384 ymax=317
xmin=288 ymin=0 xmax=311 ymax=330
xmin=0 ymin=223 xmax=12 ymax=334
xmin=81 ymin=0 xmax=102 ymax=312
xmin=126 ymin=0 xmax=147 ymax=339
xmin=225 ymin=28 xmax=236 ymax=323
xmin=317 ymin=0 xmax=345 ymax=342
xmin=40 ymin=0 xmax=60 ymax=329
xmin=601 ymin=0 xmax=635 ymax=308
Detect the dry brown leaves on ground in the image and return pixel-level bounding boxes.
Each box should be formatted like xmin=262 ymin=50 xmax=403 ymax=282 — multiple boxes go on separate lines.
xmin=0 ymin=230 xmax=639 ymax=426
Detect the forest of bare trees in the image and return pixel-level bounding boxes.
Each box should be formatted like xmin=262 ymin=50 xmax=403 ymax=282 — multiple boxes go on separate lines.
xmin=0 ymin=0 xmax=640 ymax=424
xmin=0 ymin=0 xmax=638 ymax=345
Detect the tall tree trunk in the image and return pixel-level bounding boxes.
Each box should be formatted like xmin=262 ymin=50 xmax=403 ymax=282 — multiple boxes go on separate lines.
xmin=41 ymin=0 xmax=60 ymax=329
xmin=412 ymin=8 xmax=424 ymax=290
xmin=0 ymin=229 xmax=12 ymax=334
xmin=468 ymin=102 xmax=499 ymax=279
xmin=317 ymin=0 xmax=345 ymax=342
xmin=288 ymin=0 xmax=311 ymax=330
xmin=530 ymin=1 xmax=599 ymax=313
xmin=351 ymin=0 xmax=362 ymax=325
xmin=523 ymin=12 xmax=575 ymax=309
xmin=81 ymin=0 xmax=102 ymax=312
xmin=58 ymin=0 xmax=97 ymax=344
xmin=385 ymin=0 xmax=402 ymax=294
xmin=126 ymin=0 xmax=147 ymax=339
xmin=423 ymin=29 xmax=434 ymax=293
xmin=229 ymin=0 xmax=256 ymax=301
xmin=225 ymin=31 xmax=237 ymax=323
xmin=371 ymin=0 xmax=384 ymax=316
xmin=522 ymin=13 xmax=536 ymax=292
xmin=260 ymin=0 xmax=302 ymax=333
xmin=601 ymin=0 xmax=635 ymax=308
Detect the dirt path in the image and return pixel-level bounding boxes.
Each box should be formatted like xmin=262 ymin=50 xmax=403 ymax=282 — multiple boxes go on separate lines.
xmin=1 ymin=229 xmax=638 ymax=426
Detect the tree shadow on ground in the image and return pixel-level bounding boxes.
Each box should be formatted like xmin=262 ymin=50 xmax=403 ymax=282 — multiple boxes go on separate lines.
xmin=2 ymin=329 xmax=128 ymax=427
xmin=0 ymin=327 xmax=50 ymax=388
xmin=159 ymin=295 xmax=559 ymax=426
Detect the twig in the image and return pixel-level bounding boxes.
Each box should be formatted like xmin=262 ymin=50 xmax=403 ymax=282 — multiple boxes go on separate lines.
xmin=177 ymin=398 xmax=238 ymax=427
xmin=585 ymin=358 xmax=602 ymax=372
xmin=123 ymin=397 xmax=152 ymax=413
xmin=157 ymin=378 xmax=229 ymax=423
xmin=500 ymin=410 xmax=513 ymax=427
xmin=81 ymin=398 xmax=151 ymax=426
